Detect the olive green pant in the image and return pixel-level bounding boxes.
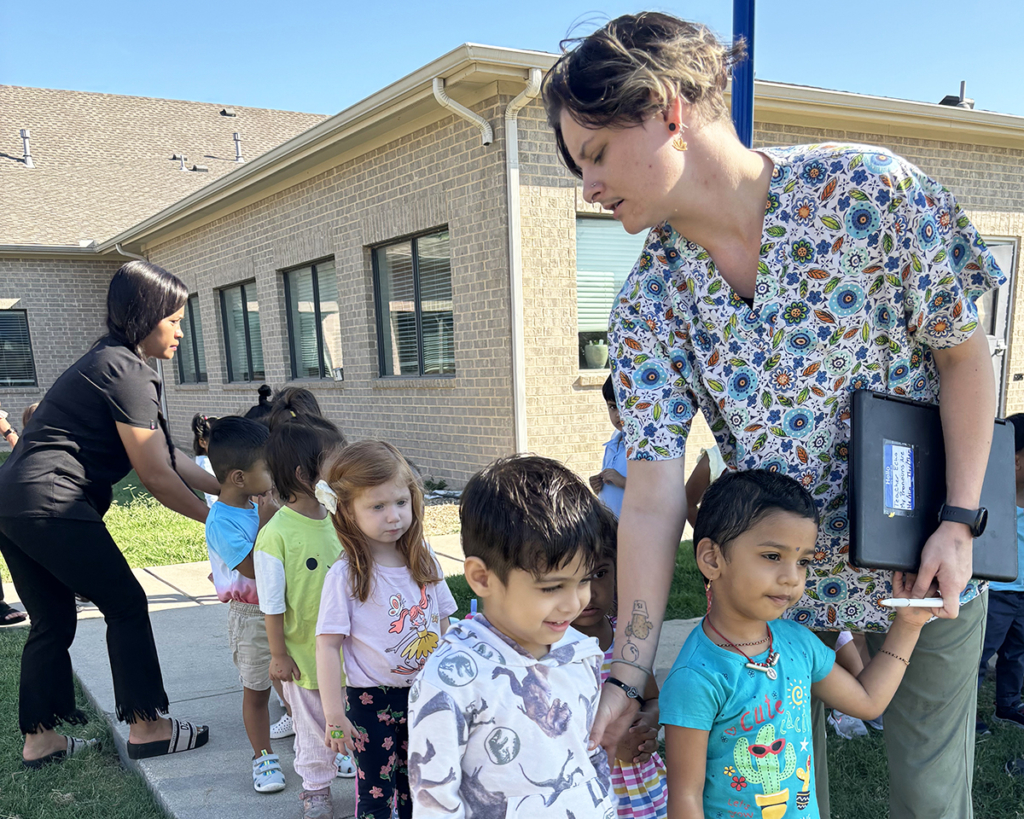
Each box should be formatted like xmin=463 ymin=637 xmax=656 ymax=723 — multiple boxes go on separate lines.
xmin=811 ymin=592 xmax=986 ymax=819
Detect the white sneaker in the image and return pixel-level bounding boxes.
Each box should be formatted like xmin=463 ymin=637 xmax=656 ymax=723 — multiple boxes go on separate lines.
xmin=270 ymin=713 xmax=294 ymax=740
xmin=335 ymin=752 xmax=356 ymax=778
xmin=829 ymin=710 xmax=868 ymax=739
xmin=252 ymin=751 xmax=286 ymax=793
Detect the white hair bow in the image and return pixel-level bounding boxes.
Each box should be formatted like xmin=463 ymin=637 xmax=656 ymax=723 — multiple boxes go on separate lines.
xmin=314 ymin=480 xmax=338 ymax=514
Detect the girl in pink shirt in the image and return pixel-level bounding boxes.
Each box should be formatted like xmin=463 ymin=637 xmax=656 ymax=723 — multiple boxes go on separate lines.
xmin=314 ymin=441 xmax=457 ymax=819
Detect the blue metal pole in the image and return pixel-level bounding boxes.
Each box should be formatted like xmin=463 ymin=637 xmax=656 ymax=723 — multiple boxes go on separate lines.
xmin=731 ymin=0 xmax=755 ymax=148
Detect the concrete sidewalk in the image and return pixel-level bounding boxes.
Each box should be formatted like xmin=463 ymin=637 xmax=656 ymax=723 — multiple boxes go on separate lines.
xmin=1 ymin=532 xmax=700 ymax=819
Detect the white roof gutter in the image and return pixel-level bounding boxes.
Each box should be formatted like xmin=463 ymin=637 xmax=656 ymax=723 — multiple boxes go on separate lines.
xmin=432 ymin=77 xmax=493 ymax=144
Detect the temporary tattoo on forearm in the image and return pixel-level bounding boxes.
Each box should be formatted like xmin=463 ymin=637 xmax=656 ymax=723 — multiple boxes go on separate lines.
xmin=623 ymin=600 xmax=654 ymax=662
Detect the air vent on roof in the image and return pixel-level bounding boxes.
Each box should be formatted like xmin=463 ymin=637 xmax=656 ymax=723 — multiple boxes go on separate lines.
xmin=939 ymin=81 xmax=974 ymax=110
xmin=20 ymin=129 xmax=34 ymax=168
xmin=191 ymin=164 xmax=209 ymax=172
xmin=233 ymin=132 xmax=244 ymax=163
xmin=220 ymin=107 xmax=236 ymax=117
xmin=172 ymin=154 xmax=188 ymax=171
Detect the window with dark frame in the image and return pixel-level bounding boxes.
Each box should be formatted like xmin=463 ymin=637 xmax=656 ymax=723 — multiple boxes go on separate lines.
xmin=175 ymin=294 xmax=208 ymax=384
xmin=0 ymin=309 xmax=37 ymax=387
xmin=372 ymin=229 xmax=454 ymax=378
xmin=219 ymin=281 xmax=265 ymax=383
xmin=283 ymin=260 xmax=344 ymax=381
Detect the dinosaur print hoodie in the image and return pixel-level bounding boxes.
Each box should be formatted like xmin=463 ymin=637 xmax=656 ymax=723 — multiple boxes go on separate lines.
xmin=407 ymin=614 xmax=615 ymax=819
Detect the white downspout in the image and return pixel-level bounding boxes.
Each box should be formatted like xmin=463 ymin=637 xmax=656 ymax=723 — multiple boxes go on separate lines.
xmin=114 ymin=244 xmax=170 ymax=422
xmin=505 ymin=68 xmax=542 ymax=453
xmin=432 ymin=78 xmax=493 ymax=145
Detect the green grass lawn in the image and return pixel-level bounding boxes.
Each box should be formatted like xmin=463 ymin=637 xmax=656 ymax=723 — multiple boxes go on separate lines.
xmin=0 ymin=629 xmax=166 ymax=819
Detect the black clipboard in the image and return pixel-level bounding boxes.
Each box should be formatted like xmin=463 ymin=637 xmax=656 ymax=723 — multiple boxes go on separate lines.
xmin=849 ymin=389 xmax=1017 ymax=581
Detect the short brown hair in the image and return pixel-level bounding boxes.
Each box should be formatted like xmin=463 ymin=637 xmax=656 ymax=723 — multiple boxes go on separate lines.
xmin=543 ymin=12 xmax=746 ymax=177
xmin=460 ymin=454 xmax=605 ymax=582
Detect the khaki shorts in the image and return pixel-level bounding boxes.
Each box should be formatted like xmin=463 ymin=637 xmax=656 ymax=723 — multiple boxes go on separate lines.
xmin=227 ymin=601 xmax=272 ymax=691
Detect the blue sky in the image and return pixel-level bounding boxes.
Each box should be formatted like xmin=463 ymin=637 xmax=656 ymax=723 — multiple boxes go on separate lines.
xmin=3 ymin=1 xmax=1022 ymax=117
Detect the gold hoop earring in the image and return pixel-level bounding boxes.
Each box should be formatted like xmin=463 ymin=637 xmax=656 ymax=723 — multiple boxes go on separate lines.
xmin=671 ymin=134 xmax=688 ymax=152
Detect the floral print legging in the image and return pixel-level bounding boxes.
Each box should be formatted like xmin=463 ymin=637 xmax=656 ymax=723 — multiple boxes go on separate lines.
xmin=346 ymin=685 xmax=411 ymax=819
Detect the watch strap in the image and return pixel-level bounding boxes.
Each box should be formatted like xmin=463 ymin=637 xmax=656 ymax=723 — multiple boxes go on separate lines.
xmin=604 ymin=675 xmax=646 ymax=707
xmin=938 ymin=503 xmax=987 ymax=537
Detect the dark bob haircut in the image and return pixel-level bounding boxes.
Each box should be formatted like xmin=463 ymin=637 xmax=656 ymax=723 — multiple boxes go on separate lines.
xmin=693 ymin=470 xmax=820 ymax=564
xmin=207 ymin=416 xmax=270 ymax=484
xmin=106 ymin=260 xmax=188 ymax=361
xmin=460 ymin=454 xmax=605 ymax=582
xmin=266 ymin=416 xmax=346 ymax=504
xmin=602 ymin=374 xmax=615 ymax=404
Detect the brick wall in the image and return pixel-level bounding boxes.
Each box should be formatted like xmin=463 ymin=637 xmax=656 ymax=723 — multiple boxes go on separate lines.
xmin=150 ymin=95 xmax=516 ymax=486
xmin=0 ymin=257 xmax=117 ymax=428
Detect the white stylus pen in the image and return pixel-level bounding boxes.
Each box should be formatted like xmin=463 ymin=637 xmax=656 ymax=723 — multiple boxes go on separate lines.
xmin=880 ymin=598 xmax=944 ymax=608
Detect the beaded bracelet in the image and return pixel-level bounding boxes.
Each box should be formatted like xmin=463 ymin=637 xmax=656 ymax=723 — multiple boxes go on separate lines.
xmin=879 ymin=648 xmax=909 ymax=666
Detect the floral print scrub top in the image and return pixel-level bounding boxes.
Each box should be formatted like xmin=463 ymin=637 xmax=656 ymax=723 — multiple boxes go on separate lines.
xmin=609 ymin=143 xmax=1005 ymax=633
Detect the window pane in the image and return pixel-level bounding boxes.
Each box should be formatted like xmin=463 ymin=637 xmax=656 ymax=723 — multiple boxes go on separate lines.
xmin=316 ymin=262 xmax=344 ymax=381
xmin=223 ymin=286 xmax=248 ymax=382
xmin=377 ymin=242 xmax=419 ymax=376
xmin=0 ymin=310 xmax=36 ymax=387
xmin=287 ymin=268 xmax=320 ymax=378
xmin=245 ymin=287 xmax=265 ymax=381
xmin=178 ymin=299 xmax=198 ymax=384
xmin=417 ymin=232 xmax=454 ymax=375
xmin=191 ymin=296 xmax=208 ymax=382
xmin=576 ymin=218 xmax=647 ymax=368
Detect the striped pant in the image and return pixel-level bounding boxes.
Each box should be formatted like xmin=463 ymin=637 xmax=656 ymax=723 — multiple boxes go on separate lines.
xmin=283 ymin=682 xmax=337 ymax=792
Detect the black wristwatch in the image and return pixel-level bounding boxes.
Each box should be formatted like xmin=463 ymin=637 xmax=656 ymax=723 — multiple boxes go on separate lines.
xmin=605 ymin=676 xmax=646 ymax=707
xmin=1 ymin=426 xmax=15 ymax=440
xmin=937 ymin=503 xmax=988 ymax=538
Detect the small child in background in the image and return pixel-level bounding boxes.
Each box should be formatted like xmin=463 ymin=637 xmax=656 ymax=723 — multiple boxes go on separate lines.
xmin=684 ymin=441 xmax=728 ymax=529
xmin=409 ymin=455 xmax=616 ymax=818
xmin=590 ymin=375 xmax=627 ymax=517
xmin=572 ymin=505 xmax=667 ymax=819
xmin=255 ymin=417 xmax=348 ymax=819
xmin=977 ymin=413 xmax=1024 ymax=734
xmin=315 ymin=441 xmax=457 ymax=819
xmin=192 ymin=414 xmax=219 ymax=508
xmin=663 ymin=471 xmax=938 ymax=819
xmin=205 ymin=417 xmax=284 ymax=793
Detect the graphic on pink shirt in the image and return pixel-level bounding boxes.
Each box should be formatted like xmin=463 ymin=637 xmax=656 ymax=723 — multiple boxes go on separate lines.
xmin=386 ymin=585 xmax=441 ymax=676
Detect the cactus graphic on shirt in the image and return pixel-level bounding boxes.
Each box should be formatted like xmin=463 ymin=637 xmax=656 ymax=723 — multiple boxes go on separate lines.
xmin=734 ymin=724 xmax=796 ymax=797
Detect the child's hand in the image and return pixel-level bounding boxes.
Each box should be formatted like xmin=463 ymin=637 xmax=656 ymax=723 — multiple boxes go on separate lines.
xmin=890 ymin=571 xmax=942 ymax=627
xmin=589 ymin=474 xmax=604 ymax=493
xmin=270 ymin=653 xmax=301 ymax=682
xmin=324 ymin=714 xmax=359 ymax=755
xmin=600 ymin=468 xmax=626 ymax=489
xmin=615 ymin=709 xmax=660 ymax=765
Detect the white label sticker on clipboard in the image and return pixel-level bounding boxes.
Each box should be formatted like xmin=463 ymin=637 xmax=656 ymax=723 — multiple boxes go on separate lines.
xmin=883 ymin=440 xmax=915 ymax=516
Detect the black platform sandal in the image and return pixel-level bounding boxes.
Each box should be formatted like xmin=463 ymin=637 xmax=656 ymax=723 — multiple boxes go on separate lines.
xmin=126 ymin=718 xmax=209 ymax=760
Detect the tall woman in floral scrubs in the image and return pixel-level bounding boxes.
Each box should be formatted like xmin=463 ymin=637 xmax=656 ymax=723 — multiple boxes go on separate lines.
xmin=543 ymin=12 xmax=1004 ymax=819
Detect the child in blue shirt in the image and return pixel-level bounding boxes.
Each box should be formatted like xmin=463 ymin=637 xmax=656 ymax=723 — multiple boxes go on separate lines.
xmin=662 ymin=470 xmax=938 ymax=819
xmin=205 ymin=417 xmax=284 ymax=794
xmin=590 ymin=375 xmax=627 ymax=518
xmin=978 ymin=413 xmax=1024 ymax=730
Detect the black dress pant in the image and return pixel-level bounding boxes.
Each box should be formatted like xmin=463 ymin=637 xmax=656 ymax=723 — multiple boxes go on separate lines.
xmin=0 ymin=516 xmax=169 ymax=734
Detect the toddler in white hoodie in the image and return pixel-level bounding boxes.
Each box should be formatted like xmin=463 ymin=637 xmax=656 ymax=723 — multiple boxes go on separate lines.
xmin=408 ymin=455 xmax=615 ymax=819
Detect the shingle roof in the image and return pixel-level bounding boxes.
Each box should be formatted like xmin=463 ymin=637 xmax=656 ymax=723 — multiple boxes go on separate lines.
xmin=0 ymin=85 xmax=327 ymax=245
